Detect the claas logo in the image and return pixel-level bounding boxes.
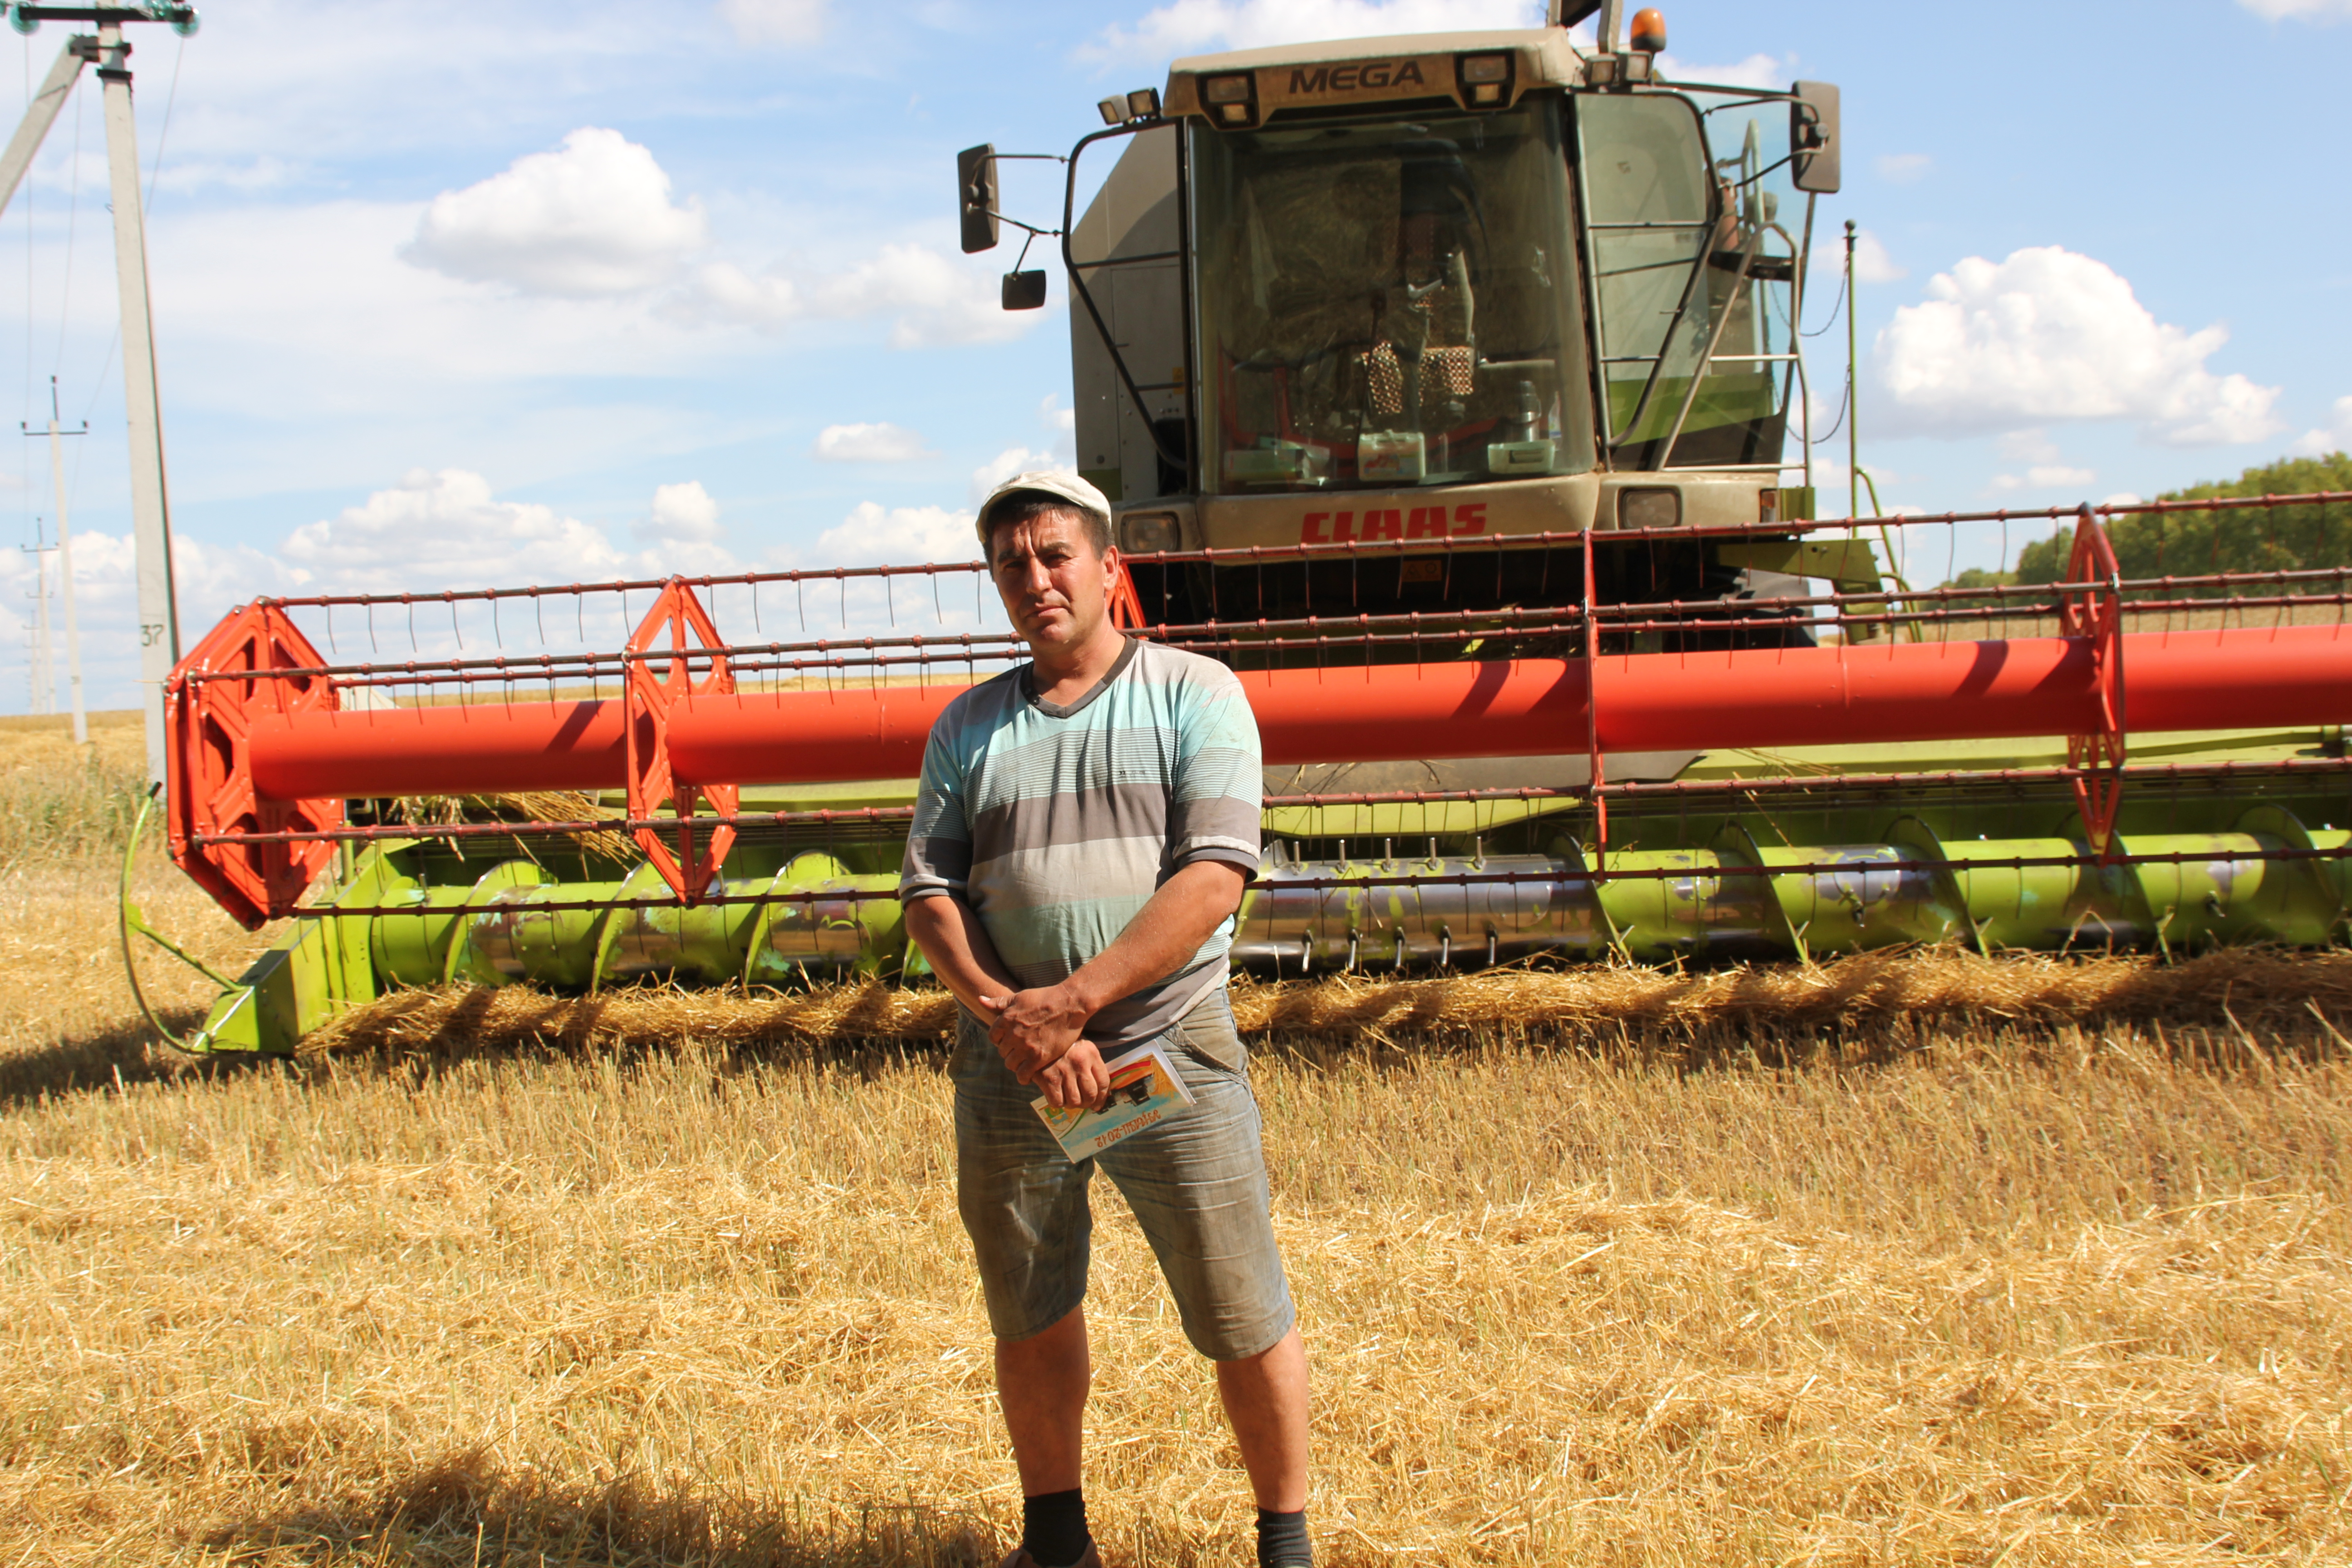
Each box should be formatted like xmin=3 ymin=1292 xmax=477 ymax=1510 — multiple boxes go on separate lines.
xmin=1301 ymin=504 xmax=1486 ymax=544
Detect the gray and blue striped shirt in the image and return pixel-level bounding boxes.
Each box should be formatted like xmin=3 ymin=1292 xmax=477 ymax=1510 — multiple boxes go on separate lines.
xmin=899 ymin=637 xmax=1262 ymax=1053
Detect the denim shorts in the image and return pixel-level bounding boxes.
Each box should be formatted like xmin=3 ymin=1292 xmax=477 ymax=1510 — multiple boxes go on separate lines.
xmin=951 ymin=988 xmax=1296 ymax=1362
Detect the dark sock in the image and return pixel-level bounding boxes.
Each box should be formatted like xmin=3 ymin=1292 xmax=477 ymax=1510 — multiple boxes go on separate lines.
xmin=1021 ymin=1488 xmax=1091 ymax=1568
xmin=1256 ymin=1507 xmax=1312 ymax=1568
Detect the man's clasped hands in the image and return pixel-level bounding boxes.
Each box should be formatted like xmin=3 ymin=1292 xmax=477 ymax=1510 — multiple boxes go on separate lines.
xmin=976 ymin=983 xmax=1114 ymax=1110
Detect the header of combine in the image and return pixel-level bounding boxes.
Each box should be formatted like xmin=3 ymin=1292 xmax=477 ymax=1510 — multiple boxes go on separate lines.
xmin=169 ymin=500 xmax=2352 ymax=905
xmin=143 ymin=3 xmax=2352 ymax=1056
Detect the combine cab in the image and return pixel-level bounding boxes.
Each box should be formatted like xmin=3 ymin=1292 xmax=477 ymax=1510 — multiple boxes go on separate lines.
xmin=149 ymin=3 xmax=2352 ymax=1052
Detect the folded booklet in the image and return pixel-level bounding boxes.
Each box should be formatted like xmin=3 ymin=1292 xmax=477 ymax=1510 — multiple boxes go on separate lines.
xmin=1031 ymin=1043 xmax=1196 ymax=1162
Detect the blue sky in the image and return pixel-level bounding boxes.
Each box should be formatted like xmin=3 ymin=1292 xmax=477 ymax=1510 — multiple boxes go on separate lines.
xmin=0 ymin=0 xmax=2345 ymax=711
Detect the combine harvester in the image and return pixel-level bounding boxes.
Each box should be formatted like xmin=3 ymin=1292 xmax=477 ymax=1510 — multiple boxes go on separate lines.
xmin=147 ymin=2 xmax=2352 ymax=1052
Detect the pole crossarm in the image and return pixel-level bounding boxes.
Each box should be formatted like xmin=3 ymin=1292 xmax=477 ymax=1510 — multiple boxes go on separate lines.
xmin=0 ymin=36 xmax=87 ymax=219
xmin=9 ymin=5 xmax=195 ymax=30
xmin=26 ymin=381 xmax=91 ymax=742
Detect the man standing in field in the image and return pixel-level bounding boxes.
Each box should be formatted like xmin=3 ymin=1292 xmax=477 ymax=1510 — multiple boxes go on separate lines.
xmin=900 ymin=472 xmax=1313 ymax=1568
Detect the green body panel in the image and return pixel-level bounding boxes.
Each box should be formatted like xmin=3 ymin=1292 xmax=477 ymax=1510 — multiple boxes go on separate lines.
xmin=190 ymin=840 xmax=416 ymax=1053
xmin=1607 ymin=370 xmax=1778 ymax=444
xmin=182 ymin=728 xmax=2352 ymax=1054
xmin=1713 ymin=537 xmax=1882 ymax=593
xmin=195 ymin=833 xmax=916 ymax=1053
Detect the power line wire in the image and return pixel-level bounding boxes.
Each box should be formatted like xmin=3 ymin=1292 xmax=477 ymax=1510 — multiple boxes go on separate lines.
xmin=20 ymin=34 xmax=32 ymax=453
xmin=144 ymin=35 xmax=182 ymax=208
xmin=1802 ymin=265 xmax=1846 ymax=339
xmin=53 ymin=71 xmax=80 ymax=379
xmin=65 ymin=34 xmax=184 ymax=524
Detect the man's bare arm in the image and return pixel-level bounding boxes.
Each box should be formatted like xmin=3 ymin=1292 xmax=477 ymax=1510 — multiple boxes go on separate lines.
xmin=905 ymin=893 xmax=1115 ymax=1109
xmin=1068 ymin=858 xmax=1249 ymax=1014
xmin=987 ymin=858 xmax=1247 ymax=1075
xmin=902 ymin=892 xmax=1023 ymax=1017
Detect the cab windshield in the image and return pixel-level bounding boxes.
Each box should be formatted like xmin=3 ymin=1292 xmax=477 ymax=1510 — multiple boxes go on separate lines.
xmin=1190 ymin=100 xmax=1596 ymax=495
xmin=1576 ymin=87 xmax=1804 ymax=470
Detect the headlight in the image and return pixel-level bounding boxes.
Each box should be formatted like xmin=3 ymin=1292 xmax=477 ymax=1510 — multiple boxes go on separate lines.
xmin=1120 ymin=513 xmax=1179 ymax=554
xmin=1618 ymin=488 xmax=1682 ymax=530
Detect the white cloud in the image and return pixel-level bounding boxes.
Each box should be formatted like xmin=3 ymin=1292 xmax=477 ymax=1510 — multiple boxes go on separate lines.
xmin=683 ymin=245 xmax=1033 ymax=347
xmin=1779 ymin=450 xmax=1847 ymax=490
xmin=719 ymin=0 xmax=829 ymax=44
xmin=638 ymin=480 xmax=723 ymax=542
xmin=153 ymin=154 xmax=299 ymax=197
xmin=813 ymin=422 xmax=935 ymax=462
xmin=0 ymin=474 xmax=755 ymax=710
xmin=811 ymin=247 xmax=1033 ymax=348
xmin=2239 ymin=0 xmax=2352 ymax=17
xmin=0 ymin=525 xmax=205 ymax=711
xmin=1872 ymin=246 xmax=2284 ymax=446
xmin=1658 ymin=52 xmax=1788 ymax=90
xmin=1875 ymin=153 xmax=1932 ymax=185
xmin=1081 ymin=0 xmax=1540 ymax=63
xmin=969 ymin=446 xmax=1064 ymax=507
xmin=404 ymin=128 xmax=708 ymax=298
xmin=1989 ymin=465 xmax=2096 ymax=493
xmin=1038 ymin=396 xmax=1078 ymax=463
xmin=682 ymin=261 xmax=800 ymax=328
xmin=1998 ymin=430 xmax=2061 ymax=465
xmin=1852 ymin=230 xmax=1906 ymax=285
xmin=2100 ymin=492 xmax=2146 ymax=508
xmin=104 ymin=2 xmax=692 ymax=174
xmin=279 ymin=469 xmax=731 ymax=596
xmin=811 ymin=502 xmax=975 ymax=567
xmin=2290 ymin=395 xmax=2352 ymax=457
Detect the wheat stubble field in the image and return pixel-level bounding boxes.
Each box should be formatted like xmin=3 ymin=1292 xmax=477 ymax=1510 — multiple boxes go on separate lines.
xmin=1 ymin=719 xmax=2349 ymax=1565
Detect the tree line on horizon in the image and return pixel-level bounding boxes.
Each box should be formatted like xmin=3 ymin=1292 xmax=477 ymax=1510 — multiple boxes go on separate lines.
xmin=1941 ymin=450 xmax=2352 ymax=596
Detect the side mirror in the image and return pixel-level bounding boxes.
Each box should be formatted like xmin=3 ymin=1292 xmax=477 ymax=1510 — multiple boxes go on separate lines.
xmin=1001 ymin=270 xmax=1048 ymax=311
xmin=957 ymin=143 xmax=1000 ymax=254
xmin=1789 ymin=81 xmax=1840 ymax=194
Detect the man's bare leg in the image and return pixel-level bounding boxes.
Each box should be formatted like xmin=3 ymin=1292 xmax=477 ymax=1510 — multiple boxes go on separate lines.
xmin=997 ymin=1303 xmax=1091 ymax=1495
xmin=1215 ymin=1326 xmax=1310 ymax=1510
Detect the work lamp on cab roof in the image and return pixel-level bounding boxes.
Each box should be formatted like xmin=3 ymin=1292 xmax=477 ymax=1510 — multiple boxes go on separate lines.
xmin=1202 ymin=72 xmax=1255 ymax=125
xmin=1456 ymin=52 xmax=1512 ymax=105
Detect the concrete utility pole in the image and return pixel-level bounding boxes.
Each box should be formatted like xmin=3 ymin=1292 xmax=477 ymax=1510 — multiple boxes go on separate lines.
xmin=27 ymin=377 xmax=90 ymax=744
xmin=20 ymin=521 xmax=53 ymax=713
xmin=97 ymin=20 xmax=178 ymax=783
xmin=0 ymin=4 xmax=197 ymax=781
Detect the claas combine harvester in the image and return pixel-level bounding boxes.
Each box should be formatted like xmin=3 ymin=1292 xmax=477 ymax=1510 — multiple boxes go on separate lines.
xmin=149 ymin=2 xmax=2352 ymax=1053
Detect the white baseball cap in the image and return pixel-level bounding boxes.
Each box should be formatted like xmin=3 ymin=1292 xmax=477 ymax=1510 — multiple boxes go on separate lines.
xmin=975 ymin=469 xmax=1113 ymax=544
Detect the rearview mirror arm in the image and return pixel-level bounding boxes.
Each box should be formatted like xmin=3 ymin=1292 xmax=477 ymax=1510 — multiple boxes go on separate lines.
xmin=990 ymin=211 xmax=1061 ymax=240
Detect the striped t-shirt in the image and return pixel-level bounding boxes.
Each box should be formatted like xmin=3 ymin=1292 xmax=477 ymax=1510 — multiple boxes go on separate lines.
xmin=899 ymin=637 xmax=1262 ymax=1053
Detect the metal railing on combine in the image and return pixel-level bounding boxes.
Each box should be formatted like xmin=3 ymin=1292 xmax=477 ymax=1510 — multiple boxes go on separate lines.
xmin=163 ymin=490 xmax=2352 ymax=985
